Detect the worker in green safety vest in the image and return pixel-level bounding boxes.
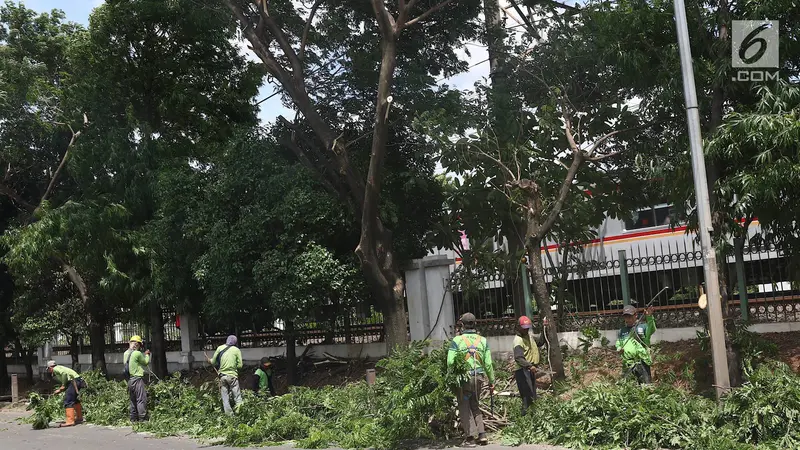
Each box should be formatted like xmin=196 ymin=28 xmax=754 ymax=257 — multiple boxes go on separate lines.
xmin=47 ymin=361 xmax=86 ymax=427
xmin=616 ymin=305 xmax=657 ymax=384
xmin=447 ymin=312 xmax=495 ymax=447
xmin=209 ymin=335 xmax=243 ymax=415
xmin=513 ymin=316 xmax=542 ymax=415
xmin=123 ymin=335 xmax=151 ymax=422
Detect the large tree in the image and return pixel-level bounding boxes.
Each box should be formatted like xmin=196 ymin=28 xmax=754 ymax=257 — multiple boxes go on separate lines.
xmin=0 ymin=2 xmax=113 ymax=371
xmin=189 ymin=131 xmax=367 ymax=383
xmin=223 ymin=0 xmax=481 ymax=351
xmin=526 ymin=0 xmax=800 ymax=385
xmin=62 ymin=0 xmax=261 ymax=376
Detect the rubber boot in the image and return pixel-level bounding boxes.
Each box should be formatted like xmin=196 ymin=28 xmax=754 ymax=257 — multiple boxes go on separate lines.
xmin=59 ymin=407 xmax=76 ymax=427
xmin=74 ymin=403 xmax=84 ymax=424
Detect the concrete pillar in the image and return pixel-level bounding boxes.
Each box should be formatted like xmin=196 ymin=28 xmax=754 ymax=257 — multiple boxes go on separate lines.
xmin=406 ymin=255 xmax=456 ymax=343
xmin=38 ymin=344 xmax=50 ymax=379
xmin=179 ymin=312 xmax=199 ymax=370
xmin=11 ymin=374 xmax=19 ymax=403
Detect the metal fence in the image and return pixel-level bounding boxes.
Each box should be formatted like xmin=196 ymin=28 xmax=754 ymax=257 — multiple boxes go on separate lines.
xmin=51 ymin=311 xmax=185 ymax=356
xmin=451 ymin=235 xmax=800 ymax=334
xmin=196 ymin=310 xmax=385 ymax=351
xmin=51 ymin=306 xmax=386 ymax=355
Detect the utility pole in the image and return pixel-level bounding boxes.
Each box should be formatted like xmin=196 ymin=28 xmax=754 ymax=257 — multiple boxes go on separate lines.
xmin=483 ymin=0 xmax=506 ymax=89
xmin=673 ymin=0 xmax=731 ymax=398
xmin=483 ymin=0 xmax=527 ymax=317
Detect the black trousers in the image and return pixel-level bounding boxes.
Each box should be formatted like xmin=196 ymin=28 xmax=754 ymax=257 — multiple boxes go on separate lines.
xmin=624 ymin=362 xmax=652 ymax=384
xmin=514 ymin=368 xmax=537 ymax=415
xmin=64 ymin=378 xmax=86 ymax=407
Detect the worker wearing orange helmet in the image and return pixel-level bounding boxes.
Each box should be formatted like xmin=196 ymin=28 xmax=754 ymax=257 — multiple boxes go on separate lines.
xmin=513 ymin=316 xmax=542 ymax=415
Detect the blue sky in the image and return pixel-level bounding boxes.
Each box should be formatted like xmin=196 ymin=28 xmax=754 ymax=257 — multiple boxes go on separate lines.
xmin=20 ymin=0 xmax=99 ymax=25
xmin=19 ymin=0 xmax=297 ymax=123
xmin=17 ymin=0 xmax=527 ymax=125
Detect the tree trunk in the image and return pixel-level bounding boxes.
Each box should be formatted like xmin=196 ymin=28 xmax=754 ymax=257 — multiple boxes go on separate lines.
xmin=483 ymin=0 xmax=511 ymax=127
xmin=285 ymin=321 xmax=296 ymax=386
xmin=69 ymin=334 xmax=79 ymax=370
xmin=706 ymin=1 xmax=742 ymax=387
xmin=226 ymin=0 xmax=413 ymax=353
xmin=14 ymin=338 xmax=34 ymax=383
xmin=527 ymin=244 xmax=565 ymax=381
xmin=506 ymin=231 xmax=528 ymax=316
xmin=149 ymin=302 xmax=168 ymax=378
xmin=356 ymin=35 xmax=408 ymax=353
xmin=0 ymin=337 xmax=8 ymax=389
xmin=88 ymin=318 xmax=107 ymax=376
xmin=382 ymin=283 xmax=408 ymax=352
xmin=24 ymin=349 xmax=34 ymax=383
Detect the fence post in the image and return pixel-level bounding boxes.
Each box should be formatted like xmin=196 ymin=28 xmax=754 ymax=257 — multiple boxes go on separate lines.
xmin=11 ymin=374 xmax=19 ymax=403
xmin=735 ymin=250 xmax=749 ymax=322
xmin=619 ymin=250 xmax=631 ymax=307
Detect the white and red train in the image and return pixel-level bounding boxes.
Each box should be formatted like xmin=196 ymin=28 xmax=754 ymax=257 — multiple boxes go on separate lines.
xmin=431 ymin=204 xmax=790 ymax=314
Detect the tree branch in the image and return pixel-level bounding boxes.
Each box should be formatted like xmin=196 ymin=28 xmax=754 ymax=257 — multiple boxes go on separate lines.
xmin=467 ymin=145 xmax=518 ymax=183
xmin=299 ymin=0 xmax=323 ymax=61
xmin=585 ymin=150 xmax=622 ymax=162
xmin=371 ymin=0 xmax=396 ymax=38
xmin=41 ymin=114 xmax=89 ymax=206
xmin=0 ymin=183 xmax=36 ymax=212
xmin=277 ymin=115 xmax=350 ymax=198
xmin=562 ymin=108 xmax=580 ymax=154
xmin=585 ymin=126 xmax=637 ymax=156
xmin=225 ymin=0 xmax=289 ymax=83
xmin=257 ymin=7 xmax=305 ymax=81
xmin=537 ymin=151 xmax=583 ymax=240
xmin=282 ymin=137 xmax=343 ymax=199
xmin=404 ymin=0 xmax=455 ymax=29
xmin=507 ymin=0 xmax=537 ymax=35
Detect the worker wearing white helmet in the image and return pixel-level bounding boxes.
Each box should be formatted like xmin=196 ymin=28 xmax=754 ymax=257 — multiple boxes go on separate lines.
xmin=46 ymin=360 xmax=86 ymax=427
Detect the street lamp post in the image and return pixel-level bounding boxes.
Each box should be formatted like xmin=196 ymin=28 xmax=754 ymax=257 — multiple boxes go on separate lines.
xmin=672 ymin=0 xmax=731 ymax=399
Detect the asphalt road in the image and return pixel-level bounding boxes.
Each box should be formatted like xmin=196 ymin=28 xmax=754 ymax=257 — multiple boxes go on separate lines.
xmin=0 ymin=410 xmax=568 ymax=450
xmin=0 ymin=411 xmax=566 ymax=450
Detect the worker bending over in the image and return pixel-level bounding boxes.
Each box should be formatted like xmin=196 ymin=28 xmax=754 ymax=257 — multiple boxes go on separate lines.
xmin=123 ymin=335 xmax=151 ymax=422
xmin=513 ymin=316 xmax=542 ymax=415
xmin=447 ymin=312 xmax=495 ymax=447
xmin=254 ymin=357 xmax=276 ymax=397
xmin=47 ymin=361 xmax=86 ymax=427
xmin=616 ymin=305 xmax=657 ymax=384
xmin=210 ymin=335 xmax=243 ymax=415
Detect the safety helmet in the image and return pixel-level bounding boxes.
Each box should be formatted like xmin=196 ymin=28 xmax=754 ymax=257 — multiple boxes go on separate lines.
xmin=130 ymin=335 xmax=143 ymax=343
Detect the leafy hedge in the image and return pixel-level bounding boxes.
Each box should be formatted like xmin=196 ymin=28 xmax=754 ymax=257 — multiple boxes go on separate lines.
xmin=27 ymin=346 xmax=800 ymax=450
xmin=503 ymin=361 xmax=800 ymax=450
xmin=27 ymin=342 xmax=471 ymax=448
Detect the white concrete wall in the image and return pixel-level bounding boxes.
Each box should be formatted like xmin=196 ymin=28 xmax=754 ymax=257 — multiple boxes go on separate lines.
xmin=7 ymin=322 xmax=797 ymax=377
xmin=11 ymin=343 xmax=388 ymax=377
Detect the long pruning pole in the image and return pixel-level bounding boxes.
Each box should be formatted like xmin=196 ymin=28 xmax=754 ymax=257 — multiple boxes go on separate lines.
xmin=203 ymin=350 xmax=220 ymax=376
xmin=618 ymin=286 xmax=670 ymax=350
